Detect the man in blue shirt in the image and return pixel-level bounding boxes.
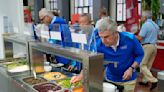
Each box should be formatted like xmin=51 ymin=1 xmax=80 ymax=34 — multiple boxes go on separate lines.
xmin=71 ymin=18 xmax=144 ymax=92
xmin=39 ymin=8 xmax=72 ymax=66
xmin=137 ymin=11 xmax=159 ymax=91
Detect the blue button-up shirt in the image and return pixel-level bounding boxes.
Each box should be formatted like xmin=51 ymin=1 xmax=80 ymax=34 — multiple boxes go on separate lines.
xmin=139 ymin=19 xmax=159 ymax=44
xmin=96 ymin=32 xmax=144 ymax=82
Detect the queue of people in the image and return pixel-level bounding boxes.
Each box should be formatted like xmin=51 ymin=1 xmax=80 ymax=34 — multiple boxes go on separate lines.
xmin=36 ymin=8 xmax=159 ymax=92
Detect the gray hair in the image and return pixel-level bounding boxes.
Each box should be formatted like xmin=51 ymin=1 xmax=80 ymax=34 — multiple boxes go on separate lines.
xmin=142 ymin=10 xmax=152 ymax=19
xmin=95 ymin=18 xmax=117 ymax=33
xmin=39 ymin=8 xmax=53 ymax=17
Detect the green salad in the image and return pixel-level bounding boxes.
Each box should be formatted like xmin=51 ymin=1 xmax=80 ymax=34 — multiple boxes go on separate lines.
xmin=5 ymin=59 xmax=27 ymax=70
xmin=57 ymin=78 xmax=82 ymax=88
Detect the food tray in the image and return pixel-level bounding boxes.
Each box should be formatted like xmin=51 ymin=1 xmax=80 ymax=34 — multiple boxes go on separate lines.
xmin=56 ymin=78 xmax=82 ymax=89
xmin=22 ymin=76 xmax=47 ymax=85
xmin=42 ymin=72 xmax=67 ymax=81
xmin=32 ymin=82 xmax=64 ymax=92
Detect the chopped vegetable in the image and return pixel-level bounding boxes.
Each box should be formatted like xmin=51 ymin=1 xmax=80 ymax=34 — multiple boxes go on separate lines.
xmin=57 ymin=78 xmax=82 ymax=88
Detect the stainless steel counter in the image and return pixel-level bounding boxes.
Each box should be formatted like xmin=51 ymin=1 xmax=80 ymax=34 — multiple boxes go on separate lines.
xmin=29 ymin=42 xmax=104 ymax=92
xmin=3 ymin=33 xmax=35 ymax=46
xmin=3 ymin=34 xmax=37 ymax=72
xmin=0 ymin=63 xmax=83 ymax=92
xmin=3 ymin=34 xmax=104 ymax=92
xmin=0 ymin=64 xmax=35 ymax=92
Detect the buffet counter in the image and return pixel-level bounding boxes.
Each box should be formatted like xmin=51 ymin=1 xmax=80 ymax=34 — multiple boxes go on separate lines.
xmin=0 ymin=61 xmax=84 ymax=92
xmin=0 ymin=63 xmax=34 ymax=92
xmin=2 ymin=34 xmax=104 ymax=92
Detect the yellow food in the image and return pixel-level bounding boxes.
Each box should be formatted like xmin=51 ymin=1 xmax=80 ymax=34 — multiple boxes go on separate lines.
xmin=43 ymin=72 xmax=67 ymax=80
xmin=34 ymin=66 xmax=44 ymax=73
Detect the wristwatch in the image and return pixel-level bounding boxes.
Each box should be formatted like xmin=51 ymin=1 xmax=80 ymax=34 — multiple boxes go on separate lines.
xmin=130 ymin=66 xmax=136 ymax=72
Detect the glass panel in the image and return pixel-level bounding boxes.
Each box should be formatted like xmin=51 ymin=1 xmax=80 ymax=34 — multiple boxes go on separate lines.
xmin=89 ymin=0 xmax=93 ymax=6
xmin=89 ymin=7 xmax=93 ymax=20
xmin=84 ymin=0 xmax=89 ymax=6
xmin=75 ymin=8 xmax=78 ymax=14
xmin=117 ymin=4 xmax=123 ymax=21
xmin=75 ymin=0 xmax=78 ymax=7
xmin=123 ymin=3 xmax=126 ymax=21
xmin=79 ymin=0 xmax=84 ymax=7
xmin=138 ymin=3 xmax=141 ymax=16
xmin=83 ymin=7 xmax=89 ymax=13
xmin=89 ymin=7 xmax=93 ymax=14
xmin=117 ymin=0 xmax=123 ymax=3
xmin=54 ymin=0 xmax=58 ymax=9
xmin=122 ymin=0 xmax=125 ymax=3
xmin=78 ymin=8 xmax=83 ymax=14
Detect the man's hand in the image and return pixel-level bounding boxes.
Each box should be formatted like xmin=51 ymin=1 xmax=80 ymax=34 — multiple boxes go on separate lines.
xmin=70 ymin=75 xmax=83 ymax=83
xmin=70 ymin=71 xmax=83 ymax=83
xmin=67 ymin=65 xmax=74 ymax=71
xmin=123 ymin=67 xmax=133 ymax=80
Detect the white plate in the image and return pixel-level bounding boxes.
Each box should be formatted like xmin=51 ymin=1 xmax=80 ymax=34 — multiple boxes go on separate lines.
xmin=50 ymin=63 xmax=64 ymax=68
xmin=8 ymin=65 xmax=29 ymax=73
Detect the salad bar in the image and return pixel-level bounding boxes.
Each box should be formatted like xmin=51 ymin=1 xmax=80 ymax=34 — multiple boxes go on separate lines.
xmin=0 ymin=34 xmax=104 ymax=92
xmin=0 ymin=60 xmax=84 ymax=92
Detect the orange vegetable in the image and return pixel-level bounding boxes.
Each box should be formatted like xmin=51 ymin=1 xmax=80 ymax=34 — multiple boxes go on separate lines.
xmin=73 ymin=86 xmax=83 ymax=92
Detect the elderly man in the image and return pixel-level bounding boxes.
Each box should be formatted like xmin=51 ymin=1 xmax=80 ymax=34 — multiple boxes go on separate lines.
xmin=39 ymin=8 xmax=66 ymax=25
xmin=137 ymin=11 xmax=159 ymax=91
xmin=71 ymin=18 xmax=144 ymax=92
xmin=39 ymin=8 xmax=72 ymax=66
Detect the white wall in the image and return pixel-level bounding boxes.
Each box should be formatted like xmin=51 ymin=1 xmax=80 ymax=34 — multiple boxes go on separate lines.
xmin=0 ymin=0 xmax=24 ymax=33
xmin=0 ymin=0 xmax=7 ymax=59
xmin=0 ymin=0 xmax=7 ymax=16
xmin=0 ymin=0 xmax=25 ymax=59
xmin=7 ymin=0 xmax=25 ymax=58
xmin=45 ymin=0 xmax=50 ymax=10
xmin=7 ymin=0 xmax=24 ymax=33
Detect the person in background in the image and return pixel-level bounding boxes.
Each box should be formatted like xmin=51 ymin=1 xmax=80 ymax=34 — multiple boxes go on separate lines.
xmin=68 ymin=13 xmax=97 ymax=71
xmin=95 ymin=7 xmax=109 ymax=27
xmin=98 ymin=7 xmax=109 ymax=19
xmin=78 ymin=13 xmax=96 ymax=49
xmin=39 ymin=8 xmax=66 ymax=25
xmin=95 ymin=7 xmax=111 ymax=37
xmin=39 ymin=8 xmax=73 ymax=67
xmin=136 ymin=10 xmax=159 ymax=91
xmin=71 ymin=18 xmax=144 ymax=92
xmin=52 ymin=11 xmax=59 ymax=16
